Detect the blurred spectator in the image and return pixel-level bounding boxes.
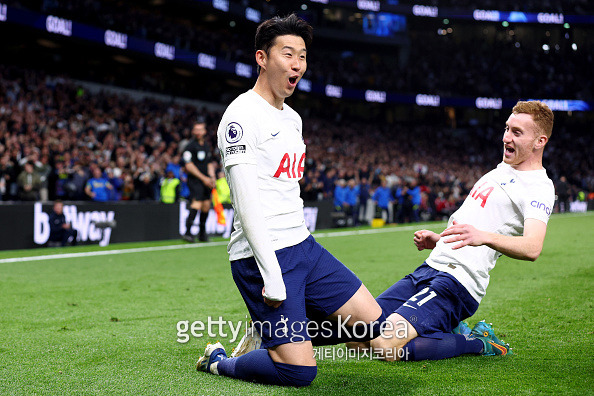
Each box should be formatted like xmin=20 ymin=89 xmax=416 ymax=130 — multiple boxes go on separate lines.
xmin=373 ymin=180 xmax=393 ymax=223
xmin=333 ymin=179 xmax=348 ymax=211
xmin=17 ymin=161 xmax=42 ymax=201
xmin=0 ymin=155 xmax=17 ymax=200
xmin=408 ymin=179 xmax=422 ymax=223
xmin=434 ymin=192 xmax=453 ymax=220
xmin=160 ymin=170 xmax=180 ymax=204
xmin=344 ymin=178 xmax=361 ymax=226
xmin=166 ymin=155 xmax=182 ymax=179
xmin=136 ymin=172 xmax=155 ymax=201
xmin=85 ymin=167 xmax=113 ymax=202
xmin=121 ymin=173 xmax=135 ymax=201
xmin=70 ymin=165 xmax=89 ymax=200
xmin=300 ymin=169 xmax=324 ymax=202
xmin=106 ymin=168 xmax=124 ymax=201
xmin=556 ymin=176 xmax=570 ymax=213
xmin=358 ymin=177 xmax=372 ymax=225
xmin=323 ymin=168 xmax=338 ymax=199
xmin=51 ymin=161 xmax=68 ymax=200
xmin=36 ymin=154 xmax=52 ymax=202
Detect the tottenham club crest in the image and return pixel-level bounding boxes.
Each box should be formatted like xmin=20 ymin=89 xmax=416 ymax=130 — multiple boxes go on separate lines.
xmin=225 ymin=122 xmax=243 ymax=144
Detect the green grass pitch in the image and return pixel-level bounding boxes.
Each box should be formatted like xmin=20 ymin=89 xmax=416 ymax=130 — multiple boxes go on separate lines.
xmin=0 ymin=213 xmax=592 ymax=395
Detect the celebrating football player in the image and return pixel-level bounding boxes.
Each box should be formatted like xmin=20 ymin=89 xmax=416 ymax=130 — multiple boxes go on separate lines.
xmin=348 ymin=101 xmax=555 ymax=361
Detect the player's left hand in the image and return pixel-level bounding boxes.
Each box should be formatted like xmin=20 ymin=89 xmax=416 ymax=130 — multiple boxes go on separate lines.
xmin=440 ymin=220 xmax=487 ymax=250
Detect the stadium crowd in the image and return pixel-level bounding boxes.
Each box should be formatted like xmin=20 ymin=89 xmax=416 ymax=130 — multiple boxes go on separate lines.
xmin=1 ymin=66 xmax=592 ymax=222
xmin=6 ymin=0 xmax=593 ymax=100
xmin=310 ymin=31 xmax=592 ymax=100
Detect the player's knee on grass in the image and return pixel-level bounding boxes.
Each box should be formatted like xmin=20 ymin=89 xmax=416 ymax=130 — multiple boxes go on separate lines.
xmin=275 ymin=363 xmax=317 ymax=387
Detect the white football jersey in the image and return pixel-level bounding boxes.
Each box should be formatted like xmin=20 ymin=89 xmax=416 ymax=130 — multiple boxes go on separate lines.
xmin=217 ymin=90 xmax=309 ymax=260
xmin=426 ymin=162 xmax=554 ymax=302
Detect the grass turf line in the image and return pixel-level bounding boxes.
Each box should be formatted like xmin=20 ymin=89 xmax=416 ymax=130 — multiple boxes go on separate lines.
xmin=0 ymin=213 xmax=592 ymax=394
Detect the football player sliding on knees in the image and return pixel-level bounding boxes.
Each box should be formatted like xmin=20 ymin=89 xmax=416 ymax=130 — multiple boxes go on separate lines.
xmin=347 ymin=100 xmax=555 ymax=362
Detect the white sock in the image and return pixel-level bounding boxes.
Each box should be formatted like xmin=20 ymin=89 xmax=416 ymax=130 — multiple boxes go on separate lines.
xmin=210 ymin=361 xmax=220 ymax=375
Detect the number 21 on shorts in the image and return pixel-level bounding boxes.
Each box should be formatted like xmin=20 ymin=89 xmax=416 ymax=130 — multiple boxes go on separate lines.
xmin=403 ymin=287 xmax=437 ymax=309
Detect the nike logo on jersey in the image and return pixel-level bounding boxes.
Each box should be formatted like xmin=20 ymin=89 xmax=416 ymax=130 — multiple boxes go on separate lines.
xmin=402 ymin=302 xmax=417 ymax=310
xmin=271 ymin=131 xmax=280 ymax=137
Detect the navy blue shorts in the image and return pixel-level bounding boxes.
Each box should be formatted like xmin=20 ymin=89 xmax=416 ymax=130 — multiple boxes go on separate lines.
xmin=376 ymin=263 xmax=479 ymax=336
xmin=230 ymin=235 xmax=362 ymax=349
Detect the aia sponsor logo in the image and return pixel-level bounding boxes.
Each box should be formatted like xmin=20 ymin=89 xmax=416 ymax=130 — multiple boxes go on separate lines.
xmin=469 ymin=182 xmax=493 ymax=208
xmin=274 ymin=153 xmax=305 ymax=179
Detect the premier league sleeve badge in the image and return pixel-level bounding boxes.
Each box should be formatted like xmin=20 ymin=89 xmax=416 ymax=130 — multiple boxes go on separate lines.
xmin=225 ymin=122 xmax=244 ymax=144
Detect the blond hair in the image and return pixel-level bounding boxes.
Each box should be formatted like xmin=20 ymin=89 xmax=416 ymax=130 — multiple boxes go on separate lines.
xmin=512 ymin=101 xmax=554 ymax=138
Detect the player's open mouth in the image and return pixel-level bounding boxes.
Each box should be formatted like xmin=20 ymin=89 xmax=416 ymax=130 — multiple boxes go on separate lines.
xmin=504 ymin=146 xmax=515 ymax=156
xmin=288 ymin=76 xmax=298 ymax=86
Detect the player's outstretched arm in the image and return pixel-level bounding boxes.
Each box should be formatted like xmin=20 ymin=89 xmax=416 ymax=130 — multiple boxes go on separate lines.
xmin=413 ymin=230 xmax=440 ymax=251
xmin=226 ymin=163 xmax=286 ymax=307
xmin=441 ymin=219 xmax=547 ymax=261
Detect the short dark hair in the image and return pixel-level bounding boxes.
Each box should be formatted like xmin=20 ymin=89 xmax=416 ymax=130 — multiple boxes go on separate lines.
xmin=255 ymin=13 xmax=313 ymax=56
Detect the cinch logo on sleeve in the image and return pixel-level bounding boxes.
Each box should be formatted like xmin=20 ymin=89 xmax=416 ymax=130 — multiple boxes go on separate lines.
xmin=274 ymin=153 xmax=305 ymax=179
xmin=531 ymin=200 xmax=551 ymax=215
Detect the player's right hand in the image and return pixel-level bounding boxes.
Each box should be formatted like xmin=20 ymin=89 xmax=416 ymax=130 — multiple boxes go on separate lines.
xmin=413 ymin=230 xmax=440 ymax=250
xmin=262 ymin=287 xmax=284 ymax=308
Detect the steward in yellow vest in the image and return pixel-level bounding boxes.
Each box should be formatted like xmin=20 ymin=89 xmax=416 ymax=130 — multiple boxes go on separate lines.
xmin=160 ymin=171 xmax=181 ymax=203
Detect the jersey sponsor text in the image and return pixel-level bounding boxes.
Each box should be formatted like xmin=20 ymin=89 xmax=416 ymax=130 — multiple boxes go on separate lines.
xmin=273 ymin=153 xmax=305 ymax=179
